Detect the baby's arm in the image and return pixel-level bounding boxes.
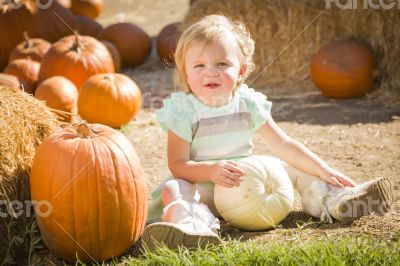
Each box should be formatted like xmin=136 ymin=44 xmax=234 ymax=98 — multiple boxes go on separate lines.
xmin=257 ymin=115 xmax=356 ymax=188
xmin=167 ymin=130 xmax=245 ymax=188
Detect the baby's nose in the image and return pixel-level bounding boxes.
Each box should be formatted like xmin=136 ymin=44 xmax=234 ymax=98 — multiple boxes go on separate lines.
xmin=205 ymin=66 xmax=219 ymax=77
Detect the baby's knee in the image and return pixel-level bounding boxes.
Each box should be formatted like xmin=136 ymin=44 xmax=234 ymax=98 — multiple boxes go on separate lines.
xmin=161 ymin=178 xmax=196 ymax=204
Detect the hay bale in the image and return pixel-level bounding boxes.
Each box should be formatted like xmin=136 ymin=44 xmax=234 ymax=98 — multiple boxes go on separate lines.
xmin=184 ymin=0 xmax=400 ymax=93
xmin=0 ymin=87 xmax=61 ymax=263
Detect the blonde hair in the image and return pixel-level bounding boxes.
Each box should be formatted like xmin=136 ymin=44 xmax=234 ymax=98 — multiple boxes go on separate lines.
xmin=174 ymin=15 xmax=255 ymax=93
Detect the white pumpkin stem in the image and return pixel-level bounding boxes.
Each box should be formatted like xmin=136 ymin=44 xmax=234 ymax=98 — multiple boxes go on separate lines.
xmin=265 ymin=181 xmax=273 ymax=194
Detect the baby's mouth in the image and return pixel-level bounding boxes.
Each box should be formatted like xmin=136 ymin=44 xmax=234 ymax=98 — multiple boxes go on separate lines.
xmin=204 ymin=83 xmax=220 ymax=89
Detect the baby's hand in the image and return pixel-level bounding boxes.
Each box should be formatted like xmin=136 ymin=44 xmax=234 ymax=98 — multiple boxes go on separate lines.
xmin=319 ymin=167 xmax=357 ymax=188
xmin=209 ymin=160 xmax=245 ymax=188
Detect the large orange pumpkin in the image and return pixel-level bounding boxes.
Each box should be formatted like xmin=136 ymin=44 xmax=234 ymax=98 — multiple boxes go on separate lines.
xmin=156 ymin=23 xmax=181 ymax=64
xmin=78 ymin=73 xmax=142 ymax=128
xmin=34 ymin=76 xmax=78 ymax=122
xmin=30 ymin=122 xmax=148 ymax=263
xmin=4 ymin=58 xmax=40 ymax=93
xmin=0 ymin=0 xmax=77 ymax=70
xmin=75 ymin=15 xmax=104 ymax=38
xmin=101 ymin=23 xmax=151 ymax=68
xmin=71 ymin=0 xmax=104 ymax=19
xmin=311 ymin=40 xmax=375 ymax=98
xmin=38 ymin=34 xmax=114 ymax=89
xmin=9 ymin=32 xmax=51 ymax=63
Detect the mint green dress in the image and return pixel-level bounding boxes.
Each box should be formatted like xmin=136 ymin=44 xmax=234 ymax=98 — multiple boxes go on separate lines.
xmin=147 ymin=84 xmax=272 ymax=222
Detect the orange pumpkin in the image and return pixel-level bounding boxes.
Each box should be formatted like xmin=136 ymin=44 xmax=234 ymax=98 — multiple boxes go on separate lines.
xmin=71 ymin=0 xmax=104 ymax=19
xmin=101 ymin=23 xmax=151 ymax=68
xmin=78 ymin=73 xmax=142 ymax=128
xmin=311 ymin=40 xmax=375 ymax=98
xmin=156 ymin=23 xmax=181 ymax=64
xmin=4 ymin=58 xmax=40 ymax=93
xmin=34 ymin=76 xmax=78 ymax=122
xmin=30 ymin=122 xmax=148 ymax=262
xmin=75 ymin=15 xmax=104 ymax=38
xmin=101 ymin=41 xmax=121 ymax=72
xmin=38 ymin=34 xmax=114 ymax=89
xmin=0 ymin=0 xmax=77 ymax=70
xmin=0 ymin=73 xmax=26 ymax=89
xmin=9 ymin=32 xmax=51 ymax=63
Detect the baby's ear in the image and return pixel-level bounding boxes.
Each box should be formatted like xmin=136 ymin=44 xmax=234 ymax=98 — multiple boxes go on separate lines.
xmin=239 ymin=64 xmax=248 ymax=76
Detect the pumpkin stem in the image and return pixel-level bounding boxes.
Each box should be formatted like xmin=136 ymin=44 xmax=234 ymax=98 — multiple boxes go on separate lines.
xmin=76 ymin=122 xmax=98 ymax=138
xmin=23 ymin=31 xmax=31 ymax=49
xmin=72 ymin=30 xmax=83 ymax=56
xmin=104 ymin=74 xmax=115 ymax=81
xmin=264 ymin=181 xmax=273 ymax=194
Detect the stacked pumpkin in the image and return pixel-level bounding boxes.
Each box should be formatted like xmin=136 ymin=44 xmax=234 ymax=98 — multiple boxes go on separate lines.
xmin=1 ymin=0 xmax=154 ymax=128
xmin=1 ymin=1 xmax=152 ymax=263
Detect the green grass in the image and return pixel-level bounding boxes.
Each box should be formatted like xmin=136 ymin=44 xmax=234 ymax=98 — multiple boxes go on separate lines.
xmin=115 ymin=237 xmax=400 ymax=266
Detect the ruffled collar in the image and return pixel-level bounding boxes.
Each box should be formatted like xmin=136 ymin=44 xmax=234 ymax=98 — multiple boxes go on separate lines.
xmin=188 ymin=85 xmax=246 ymax=113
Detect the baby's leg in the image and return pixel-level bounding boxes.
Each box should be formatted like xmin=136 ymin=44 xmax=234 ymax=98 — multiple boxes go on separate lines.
xmin=142 ymin=179 xmax=220 ymax=251
xmin=281 ymin=161 xmax=393 ymax=223
xmin=281 ymin=162 xmax=338 ymax=222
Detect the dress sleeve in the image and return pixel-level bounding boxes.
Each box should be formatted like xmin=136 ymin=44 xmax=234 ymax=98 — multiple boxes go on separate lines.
xmin=240 ymin=85 xmax=272 ymax=131
xmin=155 ymin=92 xmax=193 ymax=142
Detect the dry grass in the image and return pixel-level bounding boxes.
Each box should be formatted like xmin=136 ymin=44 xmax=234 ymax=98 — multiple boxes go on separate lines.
xmin=0 ymin=87 xmax=61 ymax=263
xmin=184 ymin=0 xmax=400 ymax=98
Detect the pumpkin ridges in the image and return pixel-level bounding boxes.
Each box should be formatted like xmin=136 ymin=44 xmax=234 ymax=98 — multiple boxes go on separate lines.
xmin=78 ymin=74 xmax=142 ymax=128
xmin=4 ymin=58 xmax=40 ymax=93
xmin=99 ymin=137 xmax=132 ymax=256
xmin=104 ymin=132 xmax=147 ymax=243
xmin=214 ymin=156 xmax=293 ymax=231
xmin=31 ymin=124 xmax=147 ymax=262
xmin=100 ymin=23 xmax=151 ymax=68
xmin=9 ymin=33 xmax=51 ymax=63
xmin=34 ymin=76 xmax=78 ymax=122
xmin=38 ymin=34 xmax=114 ymax=89
xmin=311 ymin=40 xmax=375 ymax=98
xmin=31 ymin=133 xmax=78 ymax=259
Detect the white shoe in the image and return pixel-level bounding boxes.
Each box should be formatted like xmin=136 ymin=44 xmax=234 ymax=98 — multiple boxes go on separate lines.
xmin=141 ymin=221 xmax=221 ymax=252
xmin=141 ymin=199 xmax=221 ymax=251
xmin=327 ymin=177 xmax=393 ymax=223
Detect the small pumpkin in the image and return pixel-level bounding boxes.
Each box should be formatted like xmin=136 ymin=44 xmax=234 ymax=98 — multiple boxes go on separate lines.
xmin=101 ymin=40 xmax=121 ymax=72
xmin=30 ymin=122 xmax=148 ymax=262
xmin=311 ymin=40 xmax=375 ymax=98
xmin=0 ymin=73 xmax=26 ymax=89
xmin=214 ymin=156 xmax=294 ymax=231
xmin=4 ymin=58 xmax=40 ymax=93
xmin=156 ymin=23 xmax=181 ymax=64
xmin=75 ymin=15 xmax=104 ymax=38
xmin=78 ymin=73 xmax=142 ymax=128
xmin=101 ymin=23 xmax=151 ymax=68
xmin=71 ymin=0 xmax=104 ymax=19
xmin=9 ymin=32 xmax=51 ymax=63
xmin=34 ymin=76 xmax=78 ymax=122
xmin=38 ymin=34 xmax=114 ymax=89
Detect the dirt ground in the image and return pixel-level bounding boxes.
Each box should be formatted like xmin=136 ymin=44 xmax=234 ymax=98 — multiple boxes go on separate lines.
xmin=100 ymin=0 xmax=400 ymax=243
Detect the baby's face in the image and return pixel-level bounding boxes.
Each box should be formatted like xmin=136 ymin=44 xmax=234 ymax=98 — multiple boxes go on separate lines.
xmin=184 ymin=35 xmax=246 ymax=107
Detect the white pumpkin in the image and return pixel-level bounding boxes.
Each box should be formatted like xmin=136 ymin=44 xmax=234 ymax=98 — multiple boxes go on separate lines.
xmin=214 ymin=156 xmax=294 ymax=231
